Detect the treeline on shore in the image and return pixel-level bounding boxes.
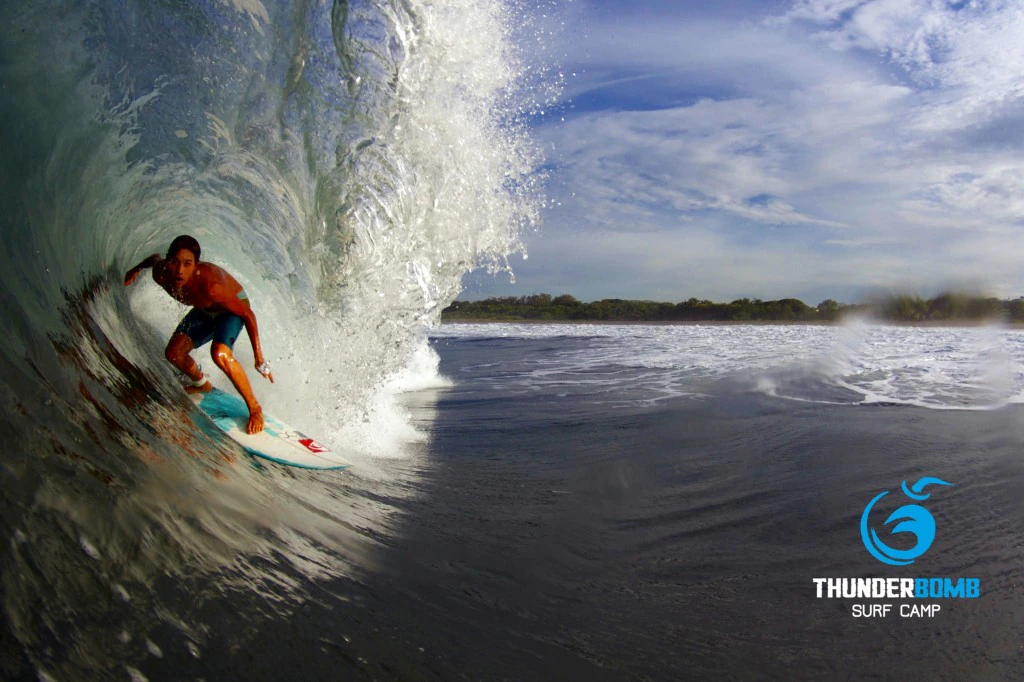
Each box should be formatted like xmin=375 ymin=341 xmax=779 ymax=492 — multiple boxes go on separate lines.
xmin=441 ymin=293 xmax=1024 ymax=323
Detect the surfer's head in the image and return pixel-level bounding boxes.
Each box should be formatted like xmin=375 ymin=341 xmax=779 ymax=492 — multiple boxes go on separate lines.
xmin=166 ymin=235 xmax=201 ymax=288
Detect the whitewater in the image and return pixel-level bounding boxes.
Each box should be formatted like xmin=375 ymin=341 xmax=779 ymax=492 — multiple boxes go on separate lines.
xmin=436 ymin=320 xmax=1024 ymax=410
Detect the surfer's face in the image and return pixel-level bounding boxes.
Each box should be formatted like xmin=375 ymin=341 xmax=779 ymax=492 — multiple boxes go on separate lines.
xmin=167 ymin=248 xmax=198 ymax=288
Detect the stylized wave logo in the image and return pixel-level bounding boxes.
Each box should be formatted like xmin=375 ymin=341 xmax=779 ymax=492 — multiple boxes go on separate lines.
xmin=860 ymin=476 xmax=954 ymax=566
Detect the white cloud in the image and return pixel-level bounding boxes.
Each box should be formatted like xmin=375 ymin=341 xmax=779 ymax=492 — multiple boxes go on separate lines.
xmin=467 ymin=222 xmax=996 ymax=304
xmin=481 ymin=1 xmax=1024 ymax=302
xmin=785 ymin=1 xmax=1024 ymax=117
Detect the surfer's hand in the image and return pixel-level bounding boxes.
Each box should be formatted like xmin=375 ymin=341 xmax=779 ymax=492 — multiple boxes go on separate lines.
xmin=124 ymin=268 xmax=140 ymax=286
xmin=256 ymin=360 xmax=274 ymax=383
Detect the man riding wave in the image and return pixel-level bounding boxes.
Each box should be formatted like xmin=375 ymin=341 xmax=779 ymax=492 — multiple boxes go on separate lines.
xmin=125 ymin=235 xmax=273 ymax=434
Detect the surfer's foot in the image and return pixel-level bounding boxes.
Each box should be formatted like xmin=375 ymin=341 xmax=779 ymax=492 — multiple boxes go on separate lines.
xmin=246 ymin=405 xmax=264 ymax=435
xmin=184 ymin=380 xmax=213 ymax=394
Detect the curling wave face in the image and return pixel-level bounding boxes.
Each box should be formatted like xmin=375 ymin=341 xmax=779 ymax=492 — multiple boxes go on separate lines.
xmin=0 ymin=0 xmax=545 ymax=676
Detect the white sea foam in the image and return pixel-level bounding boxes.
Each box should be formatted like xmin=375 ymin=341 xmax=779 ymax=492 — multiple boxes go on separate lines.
xmin=434 ymin=321 xmax=1024 ymax=409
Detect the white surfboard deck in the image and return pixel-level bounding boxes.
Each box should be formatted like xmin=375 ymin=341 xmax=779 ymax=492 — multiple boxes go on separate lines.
xmin=190 ymin=387 xmax=351 ymax=471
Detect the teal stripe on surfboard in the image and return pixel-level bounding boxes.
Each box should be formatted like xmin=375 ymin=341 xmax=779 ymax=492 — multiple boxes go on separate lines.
xmin=190 ymin=387 xmax=352 ymax=471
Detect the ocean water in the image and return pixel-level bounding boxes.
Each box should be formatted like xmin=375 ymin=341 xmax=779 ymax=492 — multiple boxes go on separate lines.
xmin=3 ymin=0 xmax=1024 ymax=679
xmin=412 ymin=322 xmax=1024 ymax=680
xmin=8 ymin=307 xmax=1024 ymax=679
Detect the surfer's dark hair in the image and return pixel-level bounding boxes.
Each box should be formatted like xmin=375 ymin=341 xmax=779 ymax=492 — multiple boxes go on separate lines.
xmin=167 ymin=235 xmax=201 ymax=261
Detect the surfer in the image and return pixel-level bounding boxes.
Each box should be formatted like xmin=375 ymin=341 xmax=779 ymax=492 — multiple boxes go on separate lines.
xmin=124 ymin=235 xmax=274 ymax=434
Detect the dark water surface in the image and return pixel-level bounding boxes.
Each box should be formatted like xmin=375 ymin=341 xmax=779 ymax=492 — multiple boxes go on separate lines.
xmin=113 ymin=337 xmax=1024 ymax=680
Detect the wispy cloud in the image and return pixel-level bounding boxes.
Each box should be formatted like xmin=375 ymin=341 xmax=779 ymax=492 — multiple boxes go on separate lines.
xmin=472 ymin=0 xmax=1024 ymax=303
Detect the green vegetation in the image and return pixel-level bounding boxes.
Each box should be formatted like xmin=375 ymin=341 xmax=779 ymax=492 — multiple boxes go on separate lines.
xmin=441 ymin=293 xmax=1024 ymax=324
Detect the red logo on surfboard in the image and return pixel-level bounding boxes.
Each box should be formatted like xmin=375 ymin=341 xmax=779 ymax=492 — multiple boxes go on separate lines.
xmin=300 ymin=438 xmax=330 ymax=453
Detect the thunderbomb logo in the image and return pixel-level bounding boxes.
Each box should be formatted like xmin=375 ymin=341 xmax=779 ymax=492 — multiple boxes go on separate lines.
xmin=860 ymin=476 xmax=952 ymax=566
xmin=813 ymin=475 xmax=981 ymax=618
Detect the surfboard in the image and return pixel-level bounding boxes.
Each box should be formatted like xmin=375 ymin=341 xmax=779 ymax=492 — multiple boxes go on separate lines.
xmin=190 ymin=387 xmax=352 ymax=470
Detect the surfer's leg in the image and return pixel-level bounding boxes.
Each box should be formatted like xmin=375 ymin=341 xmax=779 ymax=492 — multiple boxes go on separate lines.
xmin=169 ymin=310 xmax=216 ymax=392
xmin=164 ymin=332 xmax=211 ymax=392
xmin=210 ymin=342 xmax=264 ymax=434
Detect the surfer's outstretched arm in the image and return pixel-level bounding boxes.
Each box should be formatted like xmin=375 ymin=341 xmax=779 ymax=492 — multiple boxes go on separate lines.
xmin=124 ymin=254 xmax=162 ymax=286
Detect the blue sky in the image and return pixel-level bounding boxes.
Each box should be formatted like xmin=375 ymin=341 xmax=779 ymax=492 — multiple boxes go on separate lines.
xmin=461 ymin=0 xmax=1024 ymax=305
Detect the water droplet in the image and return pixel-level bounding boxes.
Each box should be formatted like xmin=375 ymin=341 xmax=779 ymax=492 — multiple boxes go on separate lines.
xmin=146 ymin=639 xmax=163 ymax=658
xmin=79 ymin=536 xmax=100 ymax=560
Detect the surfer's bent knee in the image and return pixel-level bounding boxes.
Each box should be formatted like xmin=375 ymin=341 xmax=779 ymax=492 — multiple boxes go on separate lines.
xmin=165 ymin=335 xmax=189 ymax=364
xmin=210 ymin=343 xmax=233 ymax=369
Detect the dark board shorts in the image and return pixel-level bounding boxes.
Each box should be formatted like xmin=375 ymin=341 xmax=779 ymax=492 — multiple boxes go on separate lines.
xmin=175 ymin=308 xmax=244 ymax=349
